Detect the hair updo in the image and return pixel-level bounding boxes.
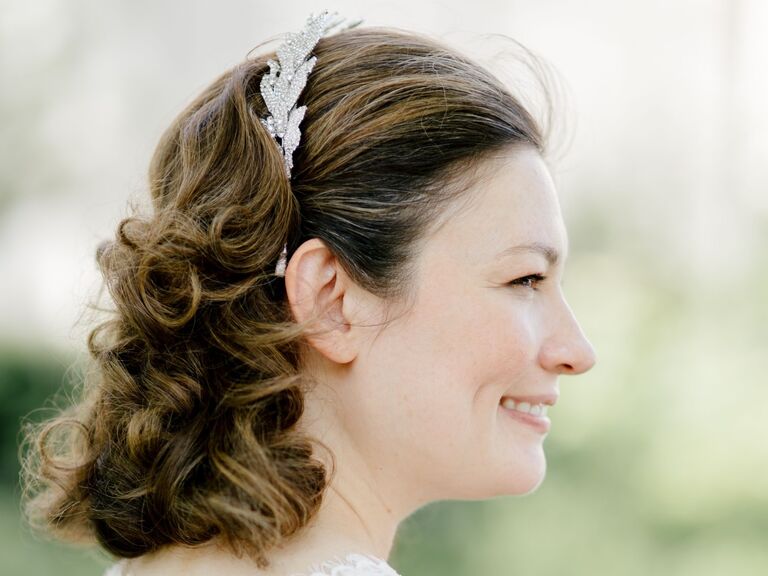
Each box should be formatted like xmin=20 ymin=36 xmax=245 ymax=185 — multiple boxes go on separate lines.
xmin=21 ymin=25 xmax=550 ymax=570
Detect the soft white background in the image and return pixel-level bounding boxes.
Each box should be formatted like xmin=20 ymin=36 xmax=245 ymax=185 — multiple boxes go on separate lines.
xmin=1 ymin=0 xmax=766 ymax=347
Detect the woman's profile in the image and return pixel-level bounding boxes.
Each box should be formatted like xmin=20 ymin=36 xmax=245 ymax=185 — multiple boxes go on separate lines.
xmin=21 ymin=9 xmax=596 ymax=576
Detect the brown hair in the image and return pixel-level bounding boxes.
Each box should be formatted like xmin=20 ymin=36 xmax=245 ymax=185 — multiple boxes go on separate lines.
xmin=21 ymin=26 xmax=550 ymax=569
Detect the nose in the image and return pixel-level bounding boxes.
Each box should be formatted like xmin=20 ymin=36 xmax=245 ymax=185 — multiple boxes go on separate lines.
xmin=538 ymin=296 xmax=597 ymax=375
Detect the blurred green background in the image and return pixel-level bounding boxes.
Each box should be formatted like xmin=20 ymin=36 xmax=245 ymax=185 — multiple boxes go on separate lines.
xmin=2 ymin=0 xmax=767 ymax=575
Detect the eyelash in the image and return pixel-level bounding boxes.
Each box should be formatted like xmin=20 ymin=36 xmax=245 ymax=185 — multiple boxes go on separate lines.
xmin=508 ymin=273 xmax=547 ymax=290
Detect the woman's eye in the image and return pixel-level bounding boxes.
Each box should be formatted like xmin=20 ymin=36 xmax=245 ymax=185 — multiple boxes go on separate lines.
xmin=508 ymin=274 xmax=546 ymax=290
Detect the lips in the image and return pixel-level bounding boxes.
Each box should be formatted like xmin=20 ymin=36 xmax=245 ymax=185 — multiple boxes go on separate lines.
xmin=499 ymin=398 xmax=552 ymax=433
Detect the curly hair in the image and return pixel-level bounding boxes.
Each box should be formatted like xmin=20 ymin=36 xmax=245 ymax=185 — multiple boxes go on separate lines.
xmin=20 ymin=26 xmax=550 ymax=570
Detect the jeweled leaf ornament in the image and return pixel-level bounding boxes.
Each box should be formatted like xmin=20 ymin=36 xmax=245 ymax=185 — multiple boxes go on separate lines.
xmin=259 ymin=9 xmax=357 ymax=178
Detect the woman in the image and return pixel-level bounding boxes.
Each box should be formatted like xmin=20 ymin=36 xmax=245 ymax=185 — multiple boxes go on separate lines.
xmin=21 ymin=10 xmax=595 ymax=576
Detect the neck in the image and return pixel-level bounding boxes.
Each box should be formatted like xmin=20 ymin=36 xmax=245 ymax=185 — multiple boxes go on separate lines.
xmin=298 ymin=453 xmax=402 ymax=561
xmin=282 ymin=375 xmax=421 ymax=569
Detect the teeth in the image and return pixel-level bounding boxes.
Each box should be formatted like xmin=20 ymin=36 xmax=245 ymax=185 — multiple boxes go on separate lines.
xmin=501 ymin=397 xmax=515 ymax=410
xmin=501 ymin=397 xmax=548 ymax=417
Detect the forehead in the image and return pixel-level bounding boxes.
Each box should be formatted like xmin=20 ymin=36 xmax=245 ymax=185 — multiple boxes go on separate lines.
xmin=424 ymin=147 xmax=568 ymax=264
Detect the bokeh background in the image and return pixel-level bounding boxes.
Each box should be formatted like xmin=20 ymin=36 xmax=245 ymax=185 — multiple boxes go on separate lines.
xmin=2 ymin=0 xmax=767 ymax=574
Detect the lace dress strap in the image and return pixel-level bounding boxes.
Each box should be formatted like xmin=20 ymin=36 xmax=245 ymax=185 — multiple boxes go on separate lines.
xmin=102 ymin=561 xmax=125 ymax=576
xmin=102 ymin=552 xmax=402 ymax=576
xmin=293 ymin=552 xmax=403 ymax=576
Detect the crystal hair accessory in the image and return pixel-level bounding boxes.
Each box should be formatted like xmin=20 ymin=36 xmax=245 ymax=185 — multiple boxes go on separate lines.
xmin=260 ymin=9 xmax=363 ymax=278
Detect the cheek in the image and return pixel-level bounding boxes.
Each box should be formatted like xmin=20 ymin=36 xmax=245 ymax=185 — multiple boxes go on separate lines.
xmin=353 ymin=286 xmax=538 ymax=445
xmin=440 ymin=297 xmax=538 ymax=396
xmin=400 ymin=295 xmax=538 ymax=439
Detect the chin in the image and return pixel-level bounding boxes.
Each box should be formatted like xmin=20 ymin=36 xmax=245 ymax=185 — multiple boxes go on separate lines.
xmin=497 ymin=449 xmax=548 ymax=496
xmin=460 ymin=452 xmax=547 ymax=500
xmin=515 ymin=468 xmax=547 ymax=495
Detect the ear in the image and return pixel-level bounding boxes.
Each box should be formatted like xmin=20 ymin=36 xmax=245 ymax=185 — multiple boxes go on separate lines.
xmin=283 ymin=238 xmax=365 ymax=365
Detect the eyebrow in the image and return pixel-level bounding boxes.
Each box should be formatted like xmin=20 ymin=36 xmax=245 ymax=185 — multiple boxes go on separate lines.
xmin=496 ymin=242 xmax=563 ymax=266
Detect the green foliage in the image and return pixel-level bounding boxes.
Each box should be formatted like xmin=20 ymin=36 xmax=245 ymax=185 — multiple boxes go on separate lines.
xmin=0 ymin=493 xmax=110 ymax=575
xmin=0 ymin=346 xmax=77 ymax=488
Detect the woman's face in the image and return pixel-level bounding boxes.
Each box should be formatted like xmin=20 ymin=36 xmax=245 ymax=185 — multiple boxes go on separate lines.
xmin=310 ymin=147 xmax=596 ymax=509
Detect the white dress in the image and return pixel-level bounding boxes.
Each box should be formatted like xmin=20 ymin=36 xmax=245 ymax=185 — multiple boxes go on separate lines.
xmin=103 ymin=552 xmax=403 ymax=576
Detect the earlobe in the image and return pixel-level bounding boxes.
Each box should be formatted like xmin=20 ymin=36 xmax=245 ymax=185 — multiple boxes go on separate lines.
xmin=284 ymin=238 xmax=358 ymax=364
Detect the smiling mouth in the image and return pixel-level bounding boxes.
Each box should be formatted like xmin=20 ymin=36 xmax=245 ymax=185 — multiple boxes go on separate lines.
xmin=500 ymin=397 xmax=549 ymax=417
xmin=499 ymin=396 xmax=552 ymax=433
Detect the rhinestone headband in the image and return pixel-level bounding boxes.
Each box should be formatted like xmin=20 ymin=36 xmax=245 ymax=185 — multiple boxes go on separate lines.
xmin=260 ymin=9 xmax=363 ymax=277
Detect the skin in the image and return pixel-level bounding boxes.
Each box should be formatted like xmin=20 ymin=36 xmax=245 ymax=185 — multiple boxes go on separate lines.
xmin=124 ymin=146 xmax=596 ymax=575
